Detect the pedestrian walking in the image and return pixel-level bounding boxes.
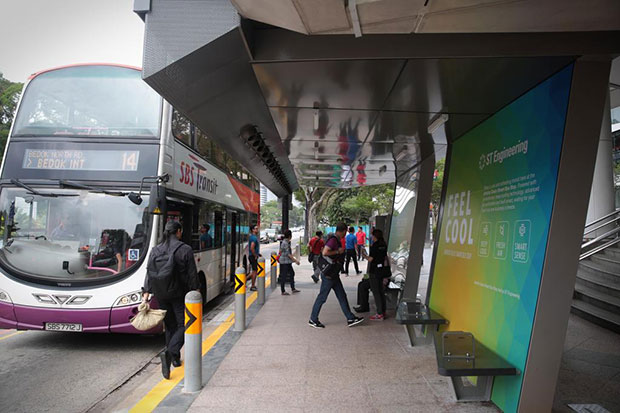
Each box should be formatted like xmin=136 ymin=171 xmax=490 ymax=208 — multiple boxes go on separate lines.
xmin=344 ymin=226 xmax=362 ymax=275
xmin=143 ymin=221 xmax=200 ymax=379
xmin=248 ymin=224 xmax=260 ymax=291
xmin=308 ymin=231 xmax=325 ymax=283
xmin=279 ymin=229 xmax=301 ymax=295
xmin=356 ymin=226 xmax=366 ymax=261
xmin=366 ymin=229 xmax=389 ymax=320
xmin=308 ymin=222 xmax=364 ymax=328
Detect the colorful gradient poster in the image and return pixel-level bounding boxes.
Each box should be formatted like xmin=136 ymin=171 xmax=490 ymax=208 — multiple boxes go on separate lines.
xmin=429 ymin=64 xmax=573 ymax=412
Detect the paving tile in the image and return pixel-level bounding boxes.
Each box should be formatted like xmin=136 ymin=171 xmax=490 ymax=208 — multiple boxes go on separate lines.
xmin=367 ymin=381 xmax=439 ymax=406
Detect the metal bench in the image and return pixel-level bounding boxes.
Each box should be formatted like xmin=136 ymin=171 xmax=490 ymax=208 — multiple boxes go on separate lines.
xmin=432 ymin=330 xmax=520 ymax=401
xmin=395 ymin=300 xmax=448 ymax=346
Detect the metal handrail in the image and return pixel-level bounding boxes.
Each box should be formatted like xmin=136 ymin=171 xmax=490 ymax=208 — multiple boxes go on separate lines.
xmin=584 ymin=215 xmax=620 ymax=237
xmin=584 ymin=209 xmax=620 ymax=231
xmin=580 ymin=237 xmax=620 ymax=260
xmin=581 ymin=226 xmax=620 ymax=250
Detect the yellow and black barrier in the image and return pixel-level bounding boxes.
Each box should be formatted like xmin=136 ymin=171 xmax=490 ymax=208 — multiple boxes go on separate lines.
xmin=270 ymin=253 xmax=278 ymax=290
xmin=234 ymin=267 xmax=246 ymax=331
xmin=257 ymin=256 xmax=266 ymax=305
xmin=184 ymin=290 xmax=202 ymax=392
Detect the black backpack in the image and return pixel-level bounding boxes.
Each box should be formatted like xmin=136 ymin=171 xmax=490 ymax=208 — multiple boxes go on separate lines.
xmin=146 ymin=242 xmax=184 ymax=299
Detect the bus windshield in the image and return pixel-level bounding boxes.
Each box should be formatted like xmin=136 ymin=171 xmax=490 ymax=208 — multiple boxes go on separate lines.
xmin=12 ymin=65 xmax=160 ymax=138
xmin=0 ymin=188 xmax=150 ymax=282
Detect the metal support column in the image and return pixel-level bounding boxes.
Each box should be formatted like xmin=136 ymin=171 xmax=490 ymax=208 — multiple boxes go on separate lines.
xmin=401 ymin=154 xmax=436 ymax=303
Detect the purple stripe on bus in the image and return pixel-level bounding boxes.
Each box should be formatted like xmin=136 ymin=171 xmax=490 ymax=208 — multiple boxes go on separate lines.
xmin=0 ymin=301 xmax=17 ymax=329
xmin=7 ymin=302 xmax=164 ymax=334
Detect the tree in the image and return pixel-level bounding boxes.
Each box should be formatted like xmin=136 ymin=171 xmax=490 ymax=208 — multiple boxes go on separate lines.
xmin=430 ymin=159 xmax=445 ymax=228
xmin=294 ymin=186 xmax=337 ymax=243
xmin=260 ymin=200 xmax=280 ymax=228
xmin=326 ymin=184 xmax=394 ymax=225
xmin=0 ymin=73 xmax=24 ymax=160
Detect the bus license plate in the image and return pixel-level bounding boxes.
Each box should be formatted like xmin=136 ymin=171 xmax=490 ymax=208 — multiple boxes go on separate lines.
xmin=45 ymin=322 xmax=83 ymax=332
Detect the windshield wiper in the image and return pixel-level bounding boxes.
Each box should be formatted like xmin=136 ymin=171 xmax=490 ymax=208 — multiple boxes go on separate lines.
xmin=59 ymin=180 xmax=129 ymax=196
xmin=11 ymin=179 xmax=79 ymax=198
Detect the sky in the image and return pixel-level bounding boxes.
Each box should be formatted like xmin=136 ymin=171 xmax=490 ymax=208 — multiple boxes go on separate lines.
xmin=0 ymin=0 xmax=144 ymax=82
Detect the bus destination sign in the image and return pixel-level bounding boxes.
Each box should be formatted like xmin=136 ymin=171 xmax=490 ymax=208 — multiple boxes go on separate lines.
xmin=22 ymin=149 xmax=140 ymax=172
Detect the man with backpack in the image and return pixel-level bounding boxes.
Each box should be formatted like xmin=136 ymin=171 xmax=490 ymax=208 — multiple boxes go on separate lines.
xmin=143 ymin=220 xmax=200 ymax=380
xmin=307 ymin=231 xmax=325 ymax=283
xmin=309 ymin=222 xmax=364 ymax=328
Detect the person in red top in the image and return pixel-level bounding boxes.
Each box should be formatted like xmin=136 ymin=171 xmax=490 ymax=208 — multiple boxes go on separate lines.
xmin=308 ymin=231 xmax=325 ymax=283
xmin=356 ymin=226 xmax=366 ymax=261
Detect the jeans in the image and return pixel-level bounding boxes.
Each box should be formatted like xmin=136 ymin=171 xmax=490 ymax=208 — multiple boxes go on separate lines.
xmin=158 ymin=297 xmax=185 ymax=359
xmin=280 ymin=263 xmax=295 ymax=292
xmin=312 ymin=255 xmax=321 ymax=278
xmin=345 ymin=249 xmax=359 ymax=274
xmin=310 ymin=274 xmax=355 ymax=322
xmin=356 ymin=244 xmax=365 ymax=260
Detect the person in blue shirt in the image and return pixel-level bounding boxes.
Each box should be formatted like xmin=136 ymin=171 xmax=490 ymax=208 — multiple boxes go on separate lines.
xmin=344 ymin=226 xmax=361 ymax=275
xmin=199 ymin=224 xmax=213 ymax=249
xmin=248 ymin=225 xmax=260 ymax=291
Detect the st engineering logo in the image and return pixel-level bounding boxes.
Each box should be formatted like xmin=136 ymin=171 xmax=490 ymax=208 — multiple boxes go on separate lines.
xmin=179 ymin=154 xmax=218 ymax=194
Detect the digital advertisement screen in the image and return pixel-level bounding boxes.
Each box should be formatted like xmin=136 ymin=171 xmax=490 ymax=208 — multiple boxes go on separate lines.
xmin=429 ymin=64 xmax=573 ymax=412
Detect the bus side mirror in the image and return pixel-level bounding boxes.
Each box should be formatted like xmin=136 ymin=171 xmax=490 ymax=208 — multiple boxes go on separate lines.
xmin=128 ymin=192 xmax=143 ymax=205
xmin=149 ymin=184 xmax=166 ymax=215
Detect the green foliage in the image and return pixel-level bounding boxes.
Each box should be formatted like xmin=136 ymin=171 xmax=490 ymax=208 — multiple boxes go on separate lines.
xmin=0 ymin=73 xmax=24 ymax=160
xmin=325 ymin=183 xmax=395 ymax=225
xmin=431 ymin=159 xmax=445 ymax=212
xmin=260 ymin=200 xmax=280 ymax=228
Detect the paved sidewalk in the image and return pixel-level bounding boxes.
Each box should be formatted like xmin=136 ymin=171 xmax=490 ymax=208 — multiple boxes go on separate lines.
xmin=188 ymin=261 xmax=498 ymax=412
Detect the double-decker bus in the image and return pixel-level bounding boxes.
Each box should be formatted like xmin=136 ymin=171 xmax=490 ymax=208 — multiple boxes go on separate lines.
xmin=0 ymin=64 xmax=259 ymax=333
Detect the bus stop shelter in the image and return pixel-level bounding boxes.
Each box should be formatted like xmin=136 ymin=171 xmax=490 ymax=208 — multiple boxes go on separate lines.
xmin=134 ymin=1 xmax=620 ymax=411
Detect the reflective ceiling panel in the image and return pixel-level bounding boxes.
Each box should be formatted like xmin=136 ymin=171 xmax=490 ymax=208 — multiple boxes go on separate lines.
xmin=254 ymin=60 xmax=406 ymax=110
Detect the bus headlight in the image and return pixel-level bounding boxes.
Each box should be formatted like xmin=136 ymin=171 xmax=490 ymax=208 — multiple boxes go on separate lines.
xmin=114 ymin=291 xmax=142 ymax=307
xmin=0 ymin=289 xmax=12 ymax=303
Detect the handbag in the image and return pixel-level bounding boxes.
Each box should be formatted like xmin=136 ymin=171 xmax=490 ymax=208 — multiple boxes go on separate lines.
xmin=130 ymin=300 xmax=167 ymax=331
xmin=380 ymin=257 xmax=392 ymax=279
xmin=308 ymin=252 xmax=315 ymax=263
xmin=317 ymin=254 xmax=340 ymax=279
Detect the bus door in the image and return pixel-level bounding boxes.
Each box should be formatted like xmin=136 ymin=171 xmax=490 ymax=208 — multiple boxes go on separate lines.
xmin=228 ymin=210 xmax=237 ymax=286
xmin=165 ymin=200 xmax=193 ymax=245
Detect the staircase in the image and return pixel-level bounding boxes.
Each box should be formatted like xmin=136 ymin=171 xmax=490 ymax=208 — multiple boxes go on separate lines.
xmin=574 ymin=211 xmax=620 ymax=333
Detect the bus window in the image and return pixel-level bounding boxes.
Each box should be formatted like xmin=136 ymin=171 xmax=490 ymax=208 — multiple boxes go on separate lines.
xmin=12 ymin=65 xmax=160 ymax=138
xmin=214 ymin=209 xmax=224 ymax=248
xmin=0 ymin=188 xmax=150 ymax=281
xmin=195 ymin=201 xmax=214 ymax=251
xmin=172 ymin=110 xmax=192 ymax=147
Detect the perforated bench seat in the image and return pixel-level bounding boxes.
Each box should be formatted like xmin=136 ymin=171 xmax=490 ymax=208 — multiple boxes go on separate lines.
xmin=431 ymin=330 xmax=519 ymax=401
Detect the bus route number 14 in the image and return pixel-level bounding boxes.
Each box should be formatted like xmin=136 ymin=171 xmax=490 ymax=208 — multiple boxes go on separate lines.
xmin=121 ymin=152 xmax=139 ymax=171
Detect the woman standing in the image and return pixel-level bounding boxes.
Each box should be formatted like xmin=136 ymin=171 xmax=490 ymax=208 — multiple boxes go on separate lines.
xmin=366 ymin=229 xmax=388 ymax=320
xmin=279 ymin=229 xmax=300 ymax=295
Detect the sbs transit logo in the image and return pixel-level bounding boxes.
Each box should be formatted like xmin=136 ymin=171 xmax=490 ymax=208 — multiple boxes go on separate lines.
xmin=179 ymin=154 xmax=218 ymax=194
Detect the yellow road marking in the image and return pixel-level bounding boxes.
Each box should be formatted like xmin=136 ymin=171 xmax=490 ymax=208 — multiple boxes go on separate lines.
xmin=0 ymin=331 xmax=24 ymax=341
xmin=130 ymin=291 xmax=258 ymax=413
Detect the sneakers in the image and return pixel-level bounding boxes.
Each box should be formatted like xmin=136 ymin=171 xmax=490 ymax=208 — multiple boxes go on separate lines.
xmin=250 ymin=286 xmax=257 ymax=291
xmin=160 ymin=351 xmax=171 ymax=380
xmin=347 ymin=316 xmax=364 ymax=327
xmin=308 ymin=320 xmax=325 ymax=328
xmin=356 ymin=271 xmax=362 ymax=275
xmin=281 ymin=291 xmax=290 ymax=295
xmin=292 ymin=289 xmax=301 ymax=293
xmin=353 ymin=306 xmax=369 ymax=313
xmin=311 ymin=275 xmax=319 ymax=283
xmin=369 ymin=313 xmax=384 ymax=321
